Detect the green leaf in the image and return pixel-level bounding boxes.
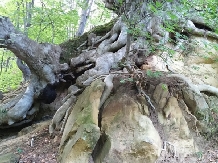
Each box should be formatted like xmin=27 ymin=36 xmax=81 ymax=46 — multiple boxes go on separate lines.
xmin=120 ymin=79 xmax=126 ymax=83
xmin=168 ymin=13 xmax=178 ymax=20
xmin=149 ymin=4 xmax=157 ymax=13
xmin=155 ymin=1 xmax=163 ymax=8
xmin=146 ymin=70 xmax=162 ymax=78
xmin=161 ymin=84 xmax=168 ymax=91
xmin=117 ymin=0 xmax=123 ymax=4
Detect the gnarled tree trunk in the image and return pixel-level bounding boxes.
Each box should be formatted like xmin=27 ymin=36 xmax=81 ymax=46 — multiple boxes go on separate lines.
xmin=0 ymin=0 xmax=218 ymax=152
xmin=0 ymin=16 xmax=68 ymax=126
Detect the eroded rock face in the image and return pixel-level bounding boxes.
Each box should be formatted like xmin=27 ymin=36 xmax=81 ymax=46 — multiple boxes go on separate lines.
xmin=182 ymin=88 xmax=209 ymax=118
xmin=59 ymin=80 xmax=105 ymax=163
xmin=153 ymin=83 xmax=170 ymax=109
xmin=59 ymin=77 xmax=216 ymax=163
xmin=93 ymin=93 xmax=162 ymax=163
xmin=168 ymin=37 xmax=218 ymax=88
xmin=158 ymin=97 xmax=196 ymax=158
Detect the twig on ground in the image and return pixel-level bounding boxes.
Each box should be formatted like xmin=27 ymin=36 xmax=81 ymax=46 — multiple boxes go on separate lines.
xmin=162 ymin=141 xmax=177 ymax=158
xmin=141 ymin=89 xmax=155 ymax=110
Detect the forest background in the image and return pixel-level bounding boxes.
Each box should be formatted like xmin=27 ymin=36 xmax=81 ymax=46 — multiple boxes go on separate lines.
xmin=0 ymin=0 xmax=114 ymax=92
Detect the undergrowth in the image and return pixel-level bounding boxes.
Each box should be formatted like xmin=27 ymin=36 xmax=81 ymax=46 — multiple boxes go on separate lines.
xmin=0 ymin=51 xmax=22 ymax=92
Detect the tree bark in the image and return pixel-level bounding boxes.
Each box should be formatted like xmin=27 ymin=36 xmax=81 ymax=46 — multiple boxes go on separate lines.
xmin=0 ymin=16 xmax=66 ymax=126
xmin=76 ymin=0 xmax=94 ymax=36
xmin=16 ymin=58 xmax=31 ymax=81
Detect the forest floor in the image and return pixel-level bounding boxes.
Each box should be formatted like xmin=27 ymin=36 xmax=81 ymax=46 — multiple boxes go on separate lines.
xmin=0 ymin=120 xmax=61 ymax=163
xmin=0 ymin=119 xmax=218 ymax=163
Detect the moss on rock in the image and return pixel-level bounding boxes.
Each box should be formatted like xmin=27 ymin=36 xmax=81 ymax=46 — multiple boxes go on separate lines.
xmin=59 ymin=18 xmax=117 ymax=63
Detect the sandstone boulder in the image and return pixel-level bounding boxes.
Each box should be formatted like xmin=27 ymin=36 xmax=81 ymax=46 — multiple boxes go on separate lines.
xmin=59 ymin=80 xmax=105 ymax=163
xmin=153 ymin=83 xmax=170 ymax=109
xmin=94 ymin=93 xmax=162 ymax=163
xmin=158 ymin=97 xmax=197 ymax=158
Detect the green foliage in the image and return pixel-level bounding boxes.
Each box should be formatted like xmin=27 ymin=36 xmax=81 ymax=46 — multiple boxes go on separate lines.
xmin=148 ymin=2 xmax=163 ymax=14
xmin=88 ymin=0 xmax=114 ymax=27
xmin=0 ymin=0 xmax=113 ymax=92
xmin=0 ymin=51 xmax=22 ymax=93
xmin=146 ymin=70 xmax=162 ymax=78
xmin=0 ymin=69 xmax=22 ymax=92
xmin=25 ymin=0 xmax=78 ymax=43
xmin=120 ymin=77 xmax=134 ymax=83
xmin=0 ymin=0 xmax=113 ymax=44
xmin=184 ymin=0 xmax=218 ymax=31
xmin=118 ymin=0 xmax=218 ymax=71
xmin=17 ymin=148 xmax=23 ymax=154
xmin=161 ymin=84 xmax=168 ymax=91
xmin=195 ymin=151 xmax=203 ymax=160
xmin=199 ymin=105 xmax=218 ymax=139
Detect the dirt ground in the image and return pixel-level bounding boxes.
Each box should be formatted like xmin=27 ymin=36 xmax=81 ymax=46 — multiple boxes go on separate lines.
xmin=0 ymin=118 xmax=218 ymax=163
xmin=0 ymin=120 xmax=61 ymax=163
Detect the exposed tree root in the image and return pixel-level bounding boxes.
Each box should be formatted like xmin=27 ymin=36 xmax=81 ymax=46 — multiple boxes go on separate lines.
xmin=0 ymin=16 xmax=70 ymax=126
xmin=97 ymin=18 xmax=127 ymax=55
xmin=50 ymin=74 xmax=115 ymax=135
xmin=185 ymin=20 xmax=218 ymax=40
xmin=180 ymin=99 xmax=200 ymax=136
xmin=0 ymin=83 xmax=34 ymax=126
xmin=140 ymin=89 xmax=156 ymax=110
xmin=167 ymin=74 xmax=218 ymax=97
xmin=49 ymin=85 xmax=80 ymax=135
xmin=49 ymin=95 xmax=76 ymax=135
xmin=1 ymin=0 xmax=218 ymax=132
xmin=99 ymin=74 xmax=115 ymax=109
xmin=198 ymin=84 xmax=218 ymax=97
xmin=70 ymin=18 xmax=127 ymax=87
xmin=16 ymin=58 xmax=31 ymax=81
xmin=7 ymin=84 xmax=34 ymax=125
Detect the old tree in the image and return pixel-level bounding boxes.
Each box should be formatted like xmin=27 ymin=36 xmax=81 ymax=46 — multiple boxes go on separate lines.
xmin=1 ymin=0 xmax=218 ymax=162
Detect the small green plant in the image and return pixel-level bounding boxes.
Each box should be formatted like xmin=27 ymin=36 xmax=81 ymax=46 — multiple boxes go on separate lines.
xmin=120 ymin=77 xmax=134 ymax=83
xmin=211 ymin=107 xmax=218 ymax=114
xmin=161 ymin=84 xmax=168 ymax=91
xmin=192 ymin=66 xmax=200 ymax=71
xmin=0 ymin=108 xmax=7 ymax=113
xmin=17 ymin=148 xmax=23 ymax=154
xmin=196 ymin=151 xmax=203 ymax=160
xmin=146 ymin=70 xmax=162 ymax=78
